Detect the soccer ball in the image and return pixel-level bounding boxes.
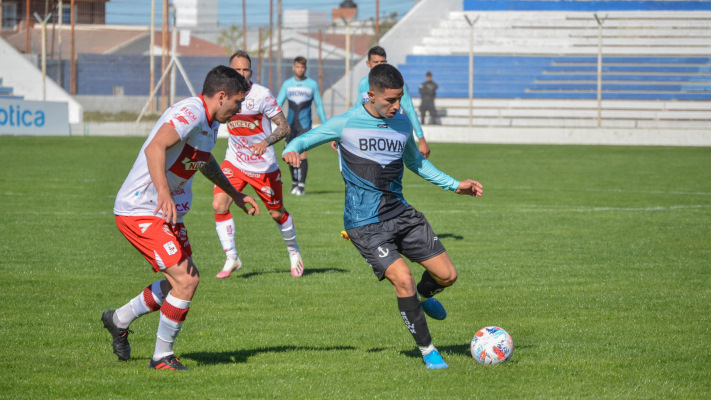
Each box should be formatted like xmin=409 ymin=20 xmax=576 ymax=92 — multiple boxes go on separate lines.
xmin=470 ymin=326 xmax=514 ymax=364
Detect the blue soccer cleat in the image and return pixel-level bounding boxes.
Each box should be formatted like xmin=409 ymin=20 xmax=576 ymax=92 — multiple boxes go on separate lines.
xmin=421 ymin=297 xmax=447 ymax=320
xmin=423 ymin=349 xmax=449 ymax=369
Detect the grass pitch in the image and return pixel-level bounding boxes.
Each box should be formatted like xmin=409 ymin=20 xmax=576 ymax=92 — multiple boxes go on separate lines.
xmin=1 ymin=136 xmax=709 ymax=399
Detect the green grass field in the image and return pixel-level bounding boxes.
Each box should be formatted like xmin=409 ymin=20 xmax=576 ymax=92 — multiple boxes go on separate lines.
xmin=1 ymin=136 xmax=709 ymax=398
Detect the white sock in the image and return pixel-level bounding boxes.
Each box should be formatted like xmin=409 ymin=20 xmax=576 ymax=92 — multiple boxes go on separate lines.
xmin=278 ymin=214 xmax=298 ymax=249
xmin=114 ymin=281 xmax=166 ymax=329
xmin=215 ymin=216 xmax=238 ymax=260
xmin=419 ymin=343 xmax=436 ymax=356
xmin=153 ymin=292 xmax=190 ymax=361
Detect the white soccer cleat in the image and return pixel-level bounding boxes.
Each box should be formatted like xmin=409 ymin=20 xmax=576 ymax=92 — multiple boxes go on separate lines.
xmin=216 ymin=257 xmax=242 ymax=279
xmin=288 ymin=246 xmax=304 ymax=277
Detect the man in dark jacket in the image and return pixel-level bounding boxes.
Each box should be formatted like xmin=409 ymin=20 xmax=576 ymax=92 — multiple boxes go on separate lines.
xmin=418 ymin=71 xmax=438 ymax=125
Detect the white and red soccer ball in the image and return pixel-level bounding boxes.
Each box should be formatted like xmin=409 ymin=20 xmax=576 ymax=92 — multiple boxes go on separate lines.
xmin=471 ymin=326 xmax=514 ymax=364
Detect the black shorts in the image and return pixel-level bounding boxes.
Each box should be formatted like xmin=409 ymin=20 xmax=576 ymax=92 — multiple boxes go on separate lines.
xmin=346 ymin=206 xmax=446 ymax=281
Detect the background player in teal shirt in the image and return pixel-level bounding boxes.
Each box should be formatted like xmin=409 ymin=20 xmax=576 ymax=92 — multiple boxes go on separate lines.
xmin=277 ymin=56 xmax=327 ymax=196
xmin=283 ymin=64 xmax=483 ymax=369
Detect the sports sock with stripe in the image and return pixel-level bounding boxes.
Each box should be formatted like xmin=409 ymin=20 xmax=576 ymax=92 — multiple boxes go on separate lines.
xmin=114 ymin=280 xmax=166 ymax=329
xmin=153 ymin=292 xmax=190 ymax=361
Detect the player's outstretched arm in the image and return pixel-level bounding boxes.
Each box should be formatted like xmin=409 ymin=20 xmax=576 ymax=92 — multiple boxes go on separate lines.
xmin=455 ymin=179 xmax=483 ymax=197
xmin=200 ymin=155 xmax=260 ymax=216
xmin=251 ymin=113 xmax=291 ymax=156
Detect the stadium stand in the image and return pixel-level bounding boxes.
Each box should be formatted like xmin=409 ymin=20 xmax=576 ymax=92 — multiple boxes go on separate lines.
xmin=398 ymin=0 xmax=711 ymax=130
xmin=0 ymin=77 xmax=24 ymax=100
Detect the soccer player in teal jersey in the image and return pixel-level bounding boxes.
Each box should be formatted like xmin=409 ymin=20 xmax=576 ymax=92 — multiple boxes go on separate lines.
xmin=283 ymin=64 xmax=483 ymax=369
xmin=277 ymin=56 xmax=328 ymax=196
xmin=356 ymin=46 xmax=431 ymax=158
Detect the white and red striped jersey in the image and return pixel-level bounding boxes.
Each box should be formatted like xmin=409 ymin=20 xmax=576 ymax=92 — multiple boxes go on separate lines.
xmin=114 ymin=95 xmax=219 ymax=221
xmin=221 ymin=82 xmax=282 ymax=174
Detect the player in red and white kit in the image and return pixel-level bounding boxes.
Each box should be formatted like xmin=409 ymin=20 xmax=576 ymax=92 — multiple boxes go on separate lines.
xmin=103 ymin=66 xmax=259 ymax=370
xmin=213 ymin=50 xmax=305 ymax=278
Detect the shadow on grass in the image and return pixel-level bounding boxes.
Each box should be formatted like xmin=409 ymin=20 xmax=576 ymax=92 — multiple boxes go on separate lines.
xmin=238 ymin=267 xmax=348 ymax=279
xmin=183 ymin=345 xmax=357 ymax=365
xmin=438 ymin=233 xmax=464 ymax=241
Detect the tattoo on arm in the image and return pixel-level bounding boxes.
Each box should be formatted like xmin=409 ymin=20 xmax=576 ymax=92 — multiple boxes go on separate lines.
xmin=200 ymin=156 xmax=234 ymax=194
xmin=264 ymin=113 xmax=290 ymax=145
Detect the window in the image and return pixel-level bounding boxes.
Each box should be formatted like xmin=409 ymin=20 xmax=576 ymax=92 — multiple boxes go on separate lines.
xmin=2 ymin=2 xmax=17 ymax=29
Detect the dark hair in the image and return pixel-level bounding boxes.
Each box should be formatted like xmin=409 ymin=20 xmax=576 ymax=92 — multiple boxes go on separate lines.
xmin=426 ymin=71 xmax=432 ymax=77
xmin=294 ymin=56 xmax=307 ymax=65
xmin=229 ymin=50 xmax=252 ymax=68
xmin=202 ymin=65 xmax=250 ymax=97
xmin=368 ymin=64 xmax=404 ymax=91
xmin=367 ymin=46 xmax=386 ymax=61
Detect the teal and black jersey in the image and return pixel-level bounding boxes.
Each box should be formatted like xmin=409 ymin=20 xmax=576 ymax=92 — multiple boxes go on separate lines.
xmin=276 ymin=77 xmax=327 ymax=135
xmin=283 ymin=105 xmax=458 ymax=230
xmin=357 ymin=76 xmax=424 ymax=139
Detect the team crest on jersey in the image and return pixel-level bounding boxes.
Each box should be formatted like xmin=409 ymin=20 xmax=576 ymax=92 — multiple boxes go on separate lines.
xmin=238 ymin=137 xmax=249 ymax=146
xmin=222 ymin=167 xmax=233 ymax=178
xmin=260 ymin=186 xmax=275 ymax=198
xmin=246 ymin=99 xmax=255 ymax=110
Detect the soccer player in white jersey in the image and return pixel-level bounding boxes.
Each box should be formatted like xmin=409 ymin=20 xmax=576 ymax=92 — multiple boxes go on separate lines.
xmin=283 ymin=64 xmax=483 ymax=369
xmin=213 ymin=50 xmax=305 ymax=278
xmin=104 ymin=66 xmax=259 ymax=370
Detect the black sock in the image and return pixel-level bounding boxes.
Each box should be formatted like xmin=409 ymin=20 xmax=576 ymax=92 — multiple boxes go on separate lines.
xmin=299 ymin=159 xmax=308 ymax=185
xmin=289 ymin=165 xmax=297 ymax=186
xmin=397 ymin=295 xmax=432 ymax=347
xmin=416 ymin=270 xmax=446 ymax=299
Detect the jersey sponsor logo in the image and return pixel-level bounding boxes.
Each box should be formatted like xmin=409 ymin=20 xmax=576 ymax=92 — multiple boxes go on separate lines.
xmin=176 ymin=202 xmax=191 ymax=214
xmin=260 ymin=186 xmax=275 ymax=198
xmin=174 ymin=115 xmax=190 ymax=125
xmin=235 ymin=152 xmax=265 ymax=163
xmin=377 ymin=124 xmax=388 ymax=128
xmin=359 ymin=138 xmax=404 ymax=153
xmin=179 ymin=107 xmax=197 ymax=121
xmin=139 ymin=222 xmax=152 ymax=233
xmin=168 ymin=144 xmax=211 ymax=180
xmin=170 ymin=187 xmax=186 ymax=196
xmin=242 ymin=170 xmax=262 ymax=178
xmin=163 ymin=241 xmax=178 ymax=255
xmin=182 ymin=157 xmax=207 ymax=171
xmin=227 ymin=119 xmax=260 ymax=130
xmin=377 ymin=246 xmax=389 ymax=258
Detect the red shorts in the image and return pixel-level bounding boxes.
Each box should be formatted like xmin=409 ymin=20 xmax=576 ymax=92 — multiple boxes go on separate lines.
xmin=115 ymin=215 xmax=191 ymax=272
xmin=215 ymin=160 xmax=284 ymax=211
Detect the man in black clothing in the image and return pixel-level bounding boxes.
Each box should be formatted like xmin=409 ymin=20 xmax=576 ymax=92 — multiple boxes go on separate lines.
xmin=418 ymin=71 xmax=439 ymax=125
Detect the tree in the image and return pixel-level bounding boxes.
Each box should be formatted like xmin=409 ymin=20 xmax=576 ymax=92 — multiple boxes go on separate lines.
xmin=218 ymin=25 xmax=244 ymax=55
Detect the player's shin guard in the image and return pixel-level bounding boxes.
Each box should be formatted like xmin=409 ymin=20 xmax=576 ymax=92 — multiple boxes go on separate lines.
xmin=298 ymin=159 xmax=308 ymax=186
xmin=277 ymin=212 xmax=298 ymax=248
xmin=215 ymin=212 xmax=238 ymax=259
xmin=397 ymin=295 xmax=432 ymax=348
xmin=417 ymin=270 xmax=447 ymax=300
xmin=153 ymin=292 xmax=190 ymax=360
xmin=114 ymin=280 xmax=166 ymax=329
